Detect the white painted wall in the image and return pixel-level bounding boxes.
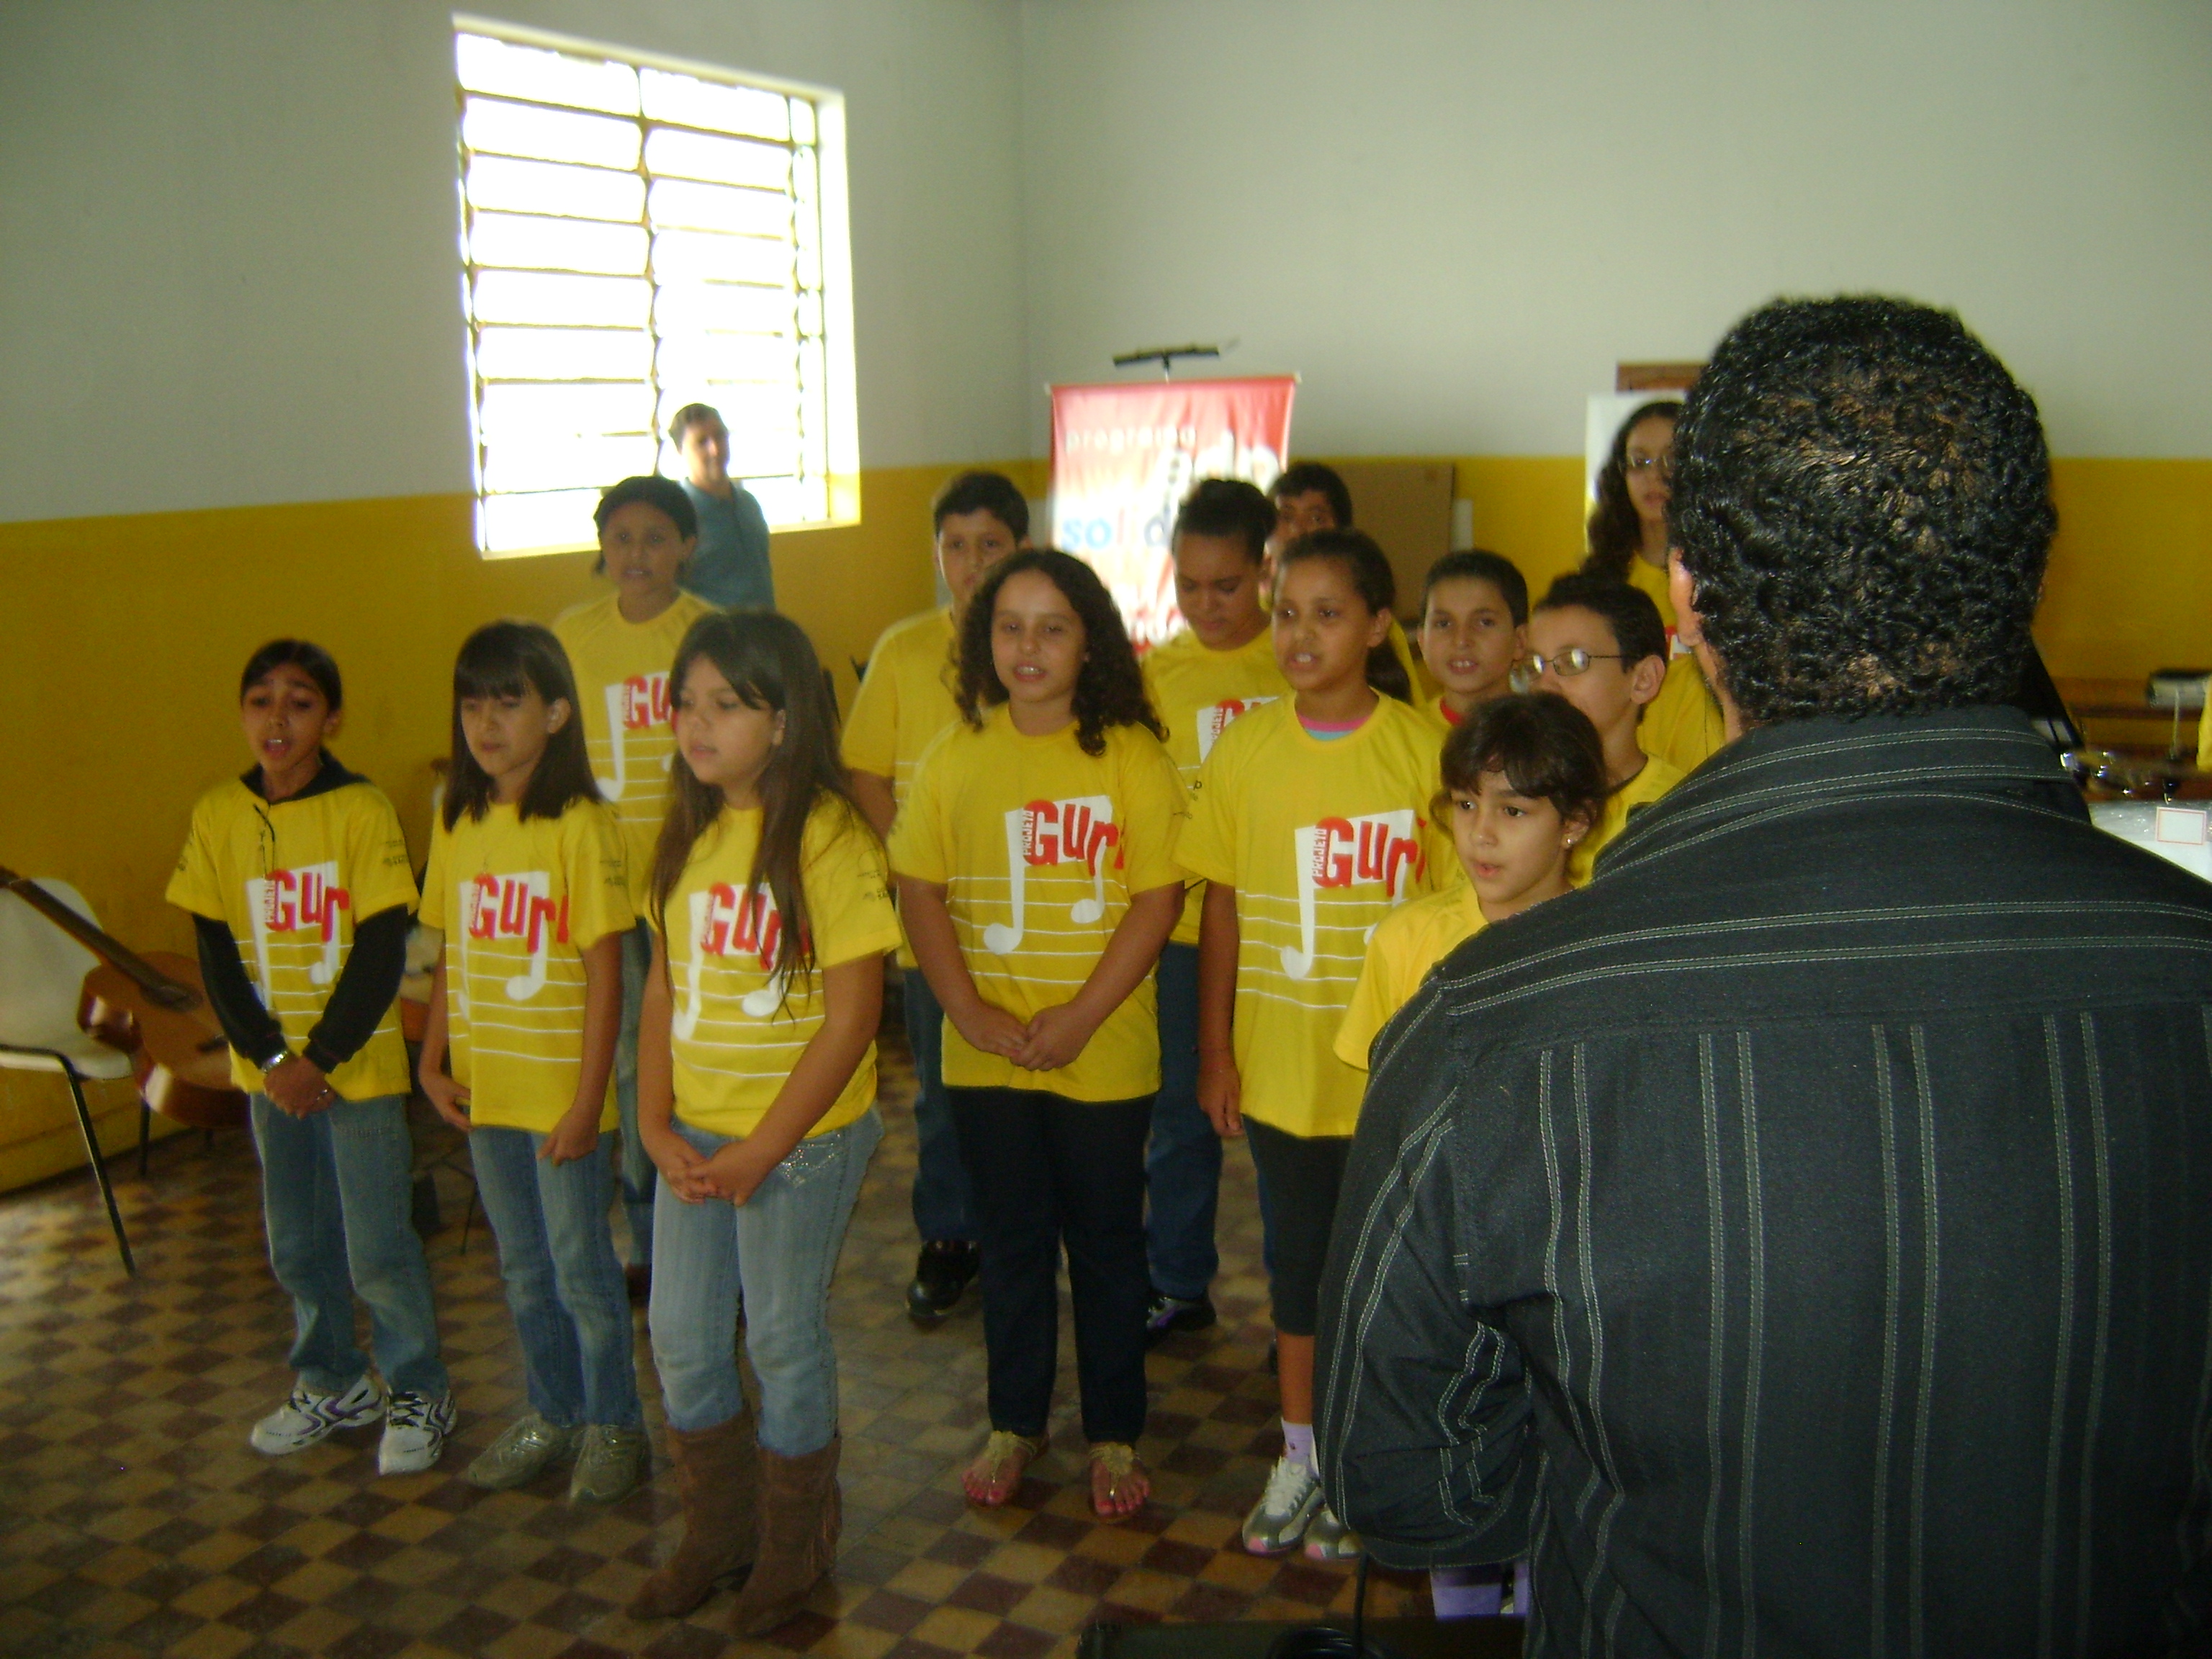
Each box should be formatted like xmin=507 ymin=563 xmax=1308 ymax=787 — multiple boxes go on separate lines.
xmin=0 ymin=0 xmax=1030 ymax=521
xmin=6 ymin=0 xmax=2208 ymax=528
xmin=1016 ymin=0 xmax=2212 ymax=458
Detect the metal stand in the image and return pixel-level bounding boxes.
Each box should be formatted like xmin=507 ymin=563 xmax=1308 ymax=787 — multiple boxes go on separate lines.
xmin=0 ymin=1043 xmax=136 ymax=1275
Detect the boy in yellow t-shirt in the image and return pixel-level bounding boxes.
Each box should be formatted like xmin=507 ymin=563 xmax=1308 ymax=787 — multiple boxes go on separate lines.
xmin=1137 ymin=479 xmax=1287 ymax=1340
xmin=1329 ymin=692 xmax=1605 ymax=1604
xmin=1416 ymin=549 xmax=1527 ymax=732
xmin=415 ymin=622 xmax=644 ymax=1505
xmin=168 ymin=640 xmax=449 ymax=1475
xmin=554 ymin=474 xmax=715 ymax=1287
xmin=843 ymin=470 xmax=1028 ymax=1322
xmin=890 ymin=551 xmax=1185 ymax=1523
xmin=1523 ymin=575 xmax=1686 ymax=883
xmin=1336 ymin=695 xmax=1606 ymax=1066
xmin=1266 ymin=462 xmax=1421 ymax=688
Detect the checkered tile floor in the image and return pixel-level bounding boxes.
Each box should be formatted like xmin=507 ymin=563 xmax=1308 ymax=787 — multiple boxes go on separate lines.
xmin=0 ymin=1013 xmax=1435 ymax=1658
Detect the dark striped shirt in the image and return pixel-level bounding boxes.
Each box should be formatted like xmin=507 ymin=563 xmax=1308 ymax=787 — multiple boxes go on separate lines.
xmin=1316 ymin=708 xmax=2212 ymax=1657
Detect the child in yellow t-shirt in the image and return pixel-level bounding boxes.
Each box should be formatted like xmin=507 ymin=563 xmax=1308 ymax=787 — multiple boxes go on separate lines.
xmin=1336 ymin=693 xmax=1606 ymax=1066
xmin=1174 ymin=528 xmax=1449 ymax=1563
xmin=842 ymin=470 xmax=1029 ymax=1324
xmin=166 ymin=640 xmax=449 ymax=1475
xmin=1138 ymin=478 xmax=1287 ymax=1341
xmin=416 ymin=622 xmax=642 ymax=1506
xmin=1416 ymin=549 xmax=1527 ymax=732
xmin=1523 ymin=575 xmax=1686 ymax=883
xmin=889 ymin=549 xmax=1187 ymax=1524
xmin=1329 ymin=692 xmax=1606 ymax=1606
xmin=554 ymin=474 xmax=716 ymax=1288
xmin=628 ymin=612 xmax=899 ymax=1636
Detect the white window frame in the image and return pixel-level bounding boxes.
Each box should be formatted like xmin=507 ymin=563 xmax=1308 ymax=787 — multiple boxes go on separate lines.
xmin=452 ymin=14 xmax=860 ymax=559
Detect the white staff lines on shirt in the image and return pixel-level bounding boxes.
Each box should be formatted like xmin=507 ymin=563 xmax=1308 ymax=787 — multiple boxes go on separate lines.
xmin=455 ymin=869 xmax=570 ymax=1007
xmin=674 ymin=880 xmax=801 ymax=1040
xmin=982 ymin=794 xmax=1121 ymax=956
xmin=589 ymin=670 xmax=676 ymax=804
xmin=1280 ymin=809 xmax=1426 ymax=978
xmin=243 ymin=862 xmax=349 ymax=992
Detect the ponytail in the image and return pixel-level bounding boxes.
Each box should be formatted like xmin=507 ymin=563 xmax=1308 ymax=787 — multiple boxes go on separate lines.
xmin=1277 ymin=529 xmax=1411 ymax=702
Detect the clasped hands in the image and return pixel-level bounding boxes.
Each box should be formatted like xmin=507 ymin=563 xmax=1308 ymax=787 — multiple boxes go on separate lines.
xmin=949 ymin=996 xmax=1100 ymax=1074
xmin=264 ymin=1054 xmax=338 ymax=1118
xmin=645 ymin=1124 xmax=777 ymax=1208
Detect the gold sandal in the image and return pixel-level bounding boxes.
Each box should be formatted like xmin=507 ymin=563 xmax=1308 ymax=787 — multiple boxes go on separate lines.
xmin=1089 ymin=1442 xmax=1151 ymax=1520
xmin=963 ymin=1430 xmax=1046 ymax=1507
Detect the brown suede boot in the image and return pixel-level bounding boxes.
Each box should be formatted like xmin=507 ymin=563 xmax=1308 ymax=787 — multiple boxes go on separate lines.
xmin=726 ymin=1436 xmax=841 ymax=1638
xmin=626 ymin=1411 xmax=759 ymax=1619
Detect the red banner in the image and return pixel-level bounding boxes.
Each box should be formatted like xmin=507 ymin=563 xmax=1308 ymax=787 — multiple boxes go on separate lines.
xmin=1049 ymin=377 xmax=1296 ymax=648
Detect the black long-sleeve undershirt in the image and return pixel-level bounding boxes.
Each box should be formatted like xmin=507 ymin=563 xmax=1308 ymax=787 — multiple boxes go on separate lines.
xmin=192 ymin=905 xmax=411 ymax=1077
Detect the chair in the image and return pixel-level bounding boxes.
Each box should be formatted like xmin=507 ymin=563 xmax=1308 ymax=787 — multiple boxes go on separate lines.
xmin=0 ymin=881 xmax=139 ymax=1274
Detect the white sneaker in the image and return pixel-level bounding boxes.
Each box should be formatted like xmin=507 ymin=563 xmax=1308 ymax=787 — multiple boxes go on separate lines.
xmin=1304 ymin=1503 xmax=1363 ymax=1561
xmin=1241 ymin=1455 xmax=1323 ymax=1555
xmin=249 ymin=1375 xmax=385 ymax=1455
xmin=377 ymin=1390 xmax=456 ymax=1475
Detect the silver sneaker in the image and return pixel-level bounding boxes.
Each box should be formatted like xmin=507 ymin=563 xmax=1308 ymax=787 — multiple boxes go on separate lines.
xmin=567 ymin=1424 xmax=648 ymax=1506
xmin=377 ymin=1390 xmax=455 ymax=1476
xmin=464 ymin=1413 xmax=579 ymax=1491
xmin=250 ymin=1374 xmax=385 ymax=1455
xmin=1241 ymin=1455 xmax=1323 ymax=1555
xmin=1303 ymin=1503 xmax=1362 ymax=1561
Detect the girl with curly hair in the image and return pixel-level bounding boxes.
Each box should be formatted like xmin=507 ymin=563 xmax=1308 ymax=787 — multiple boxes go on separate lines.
xmin=888 ymin=549 xmax=1188 ymax=1521
xmin=1582 ymin=398 xmax=1682 ymax=626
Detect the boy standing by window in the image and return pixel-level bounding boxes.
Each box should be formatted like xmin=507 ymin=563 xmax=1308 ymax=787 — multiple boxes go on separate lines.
xmin=671 ymin=402 xmax=775 ymax=611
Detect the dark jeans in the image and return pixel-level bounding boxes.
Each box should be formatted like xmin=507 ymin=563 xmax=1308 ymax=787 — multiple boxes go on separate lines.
xmin=948 ymin=1086 xmax=1152 ymax=1444
xmin=1244 ymin=1118 xmax=1352 ymax=1337
xmin=904 ymin=968 xmax=977 ymax=1244
xmin=1144 ymin=942 xmax=1219 ymax=1300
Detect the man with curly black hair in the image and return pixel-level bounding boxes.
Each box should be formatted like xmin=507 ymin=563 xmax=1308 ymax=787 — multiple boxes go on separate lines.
xmin=1319 ymin=295 xmax=2212 ymax=1653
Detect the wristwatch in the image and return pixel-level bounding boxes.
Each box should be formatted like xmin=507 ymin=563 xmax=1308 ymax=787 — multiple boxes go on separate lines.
xmin=258 ymin=1040 xmax=293 ymax=1072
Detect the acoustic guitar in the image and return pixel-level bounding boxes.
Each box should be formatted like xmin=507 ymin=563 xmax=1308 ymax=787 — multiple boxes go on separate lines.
xmin=0 ymin=868 xmax=247 ymax=1130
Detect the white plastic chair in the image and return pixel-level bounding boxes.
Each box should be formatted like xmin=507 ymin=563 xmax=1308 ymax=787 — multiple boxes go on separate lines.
xmin=0 ymin=881 xmax=139 ymax=1274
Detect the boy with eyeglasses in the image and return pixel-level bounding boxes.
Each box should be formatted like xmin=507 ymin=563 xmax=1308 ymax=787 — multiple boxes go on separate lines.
xmin=1519 ymin=575 xmax=1681 ymax=882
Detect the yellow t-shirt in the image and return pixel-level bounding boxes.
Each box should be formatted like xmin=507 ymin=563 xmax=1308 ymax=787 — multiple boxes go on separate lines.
xmin=841 ymin=606 xmax=961 ymax=967
xmin=652 ymin=798 xmax=902 ymax=1141
xmin=1627 ymin=554 xmax=1676 ymax=635
xmin=1334 ymin=885 xmax=1488 ymax=1071
xmin=166 ymin=771 xmax=418 ymax=1101
xmin=888 ymin=708 xmax=1187 ymax=1102
xmin=418 ymin=799 xmax=633 ymax=1133
xmin=1175 ymin=696 xmax=1449 ymax=1138
xmin=553 ymin=589 xmax=715 ymax=899
xmin=1142 ymin=626 xmax=1288 ymax=945
xmin=1571 ymin=754 xmax=1687 ymax=884
xmin=1419 ymin=691 xmax=1472 ymax=737
xmin=1644 ymin=652 xmax=1725 ymax=776
xmin=2198 ymin=697 xmax=2211 ymax=770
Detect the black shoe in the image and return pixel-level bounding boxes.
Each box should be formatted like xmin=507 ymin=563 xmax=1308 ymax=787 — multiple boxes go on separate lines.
xmin=1143 ymin=1290 xmax=1216 ymax=1348
xmin=907 ymin=1241 xmax=980 ymax=1323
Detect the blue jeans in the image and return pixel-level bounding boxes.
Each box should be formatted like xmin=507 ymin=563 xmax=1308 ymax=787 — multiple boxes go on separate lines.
xmin=902 ymin=968 xmax=976 ymax=1244
xmin=613 ymin=922 xmax=656 ymax=1266
xmin=649 ymin=1110 xmax=882 ymax=1455
xmin=249 ymin=1092 xmax=447 ymax=1399
xmin=469 ymin=1126 xmax=643 ymax=1429
xmin=1144 ymin=942 xmax=1218 ymax=1300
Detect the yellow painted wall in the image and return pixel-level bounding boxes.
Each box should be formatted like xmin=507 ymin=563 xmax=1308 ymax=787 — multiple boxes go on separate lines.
xmin=0 ymin=459 xmax=1045 ymax=1188
xmin=1437 ymin=455 xmax=2211 ymax=685
xmin=0 ymin=450 xmax=2199 ymax=1190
